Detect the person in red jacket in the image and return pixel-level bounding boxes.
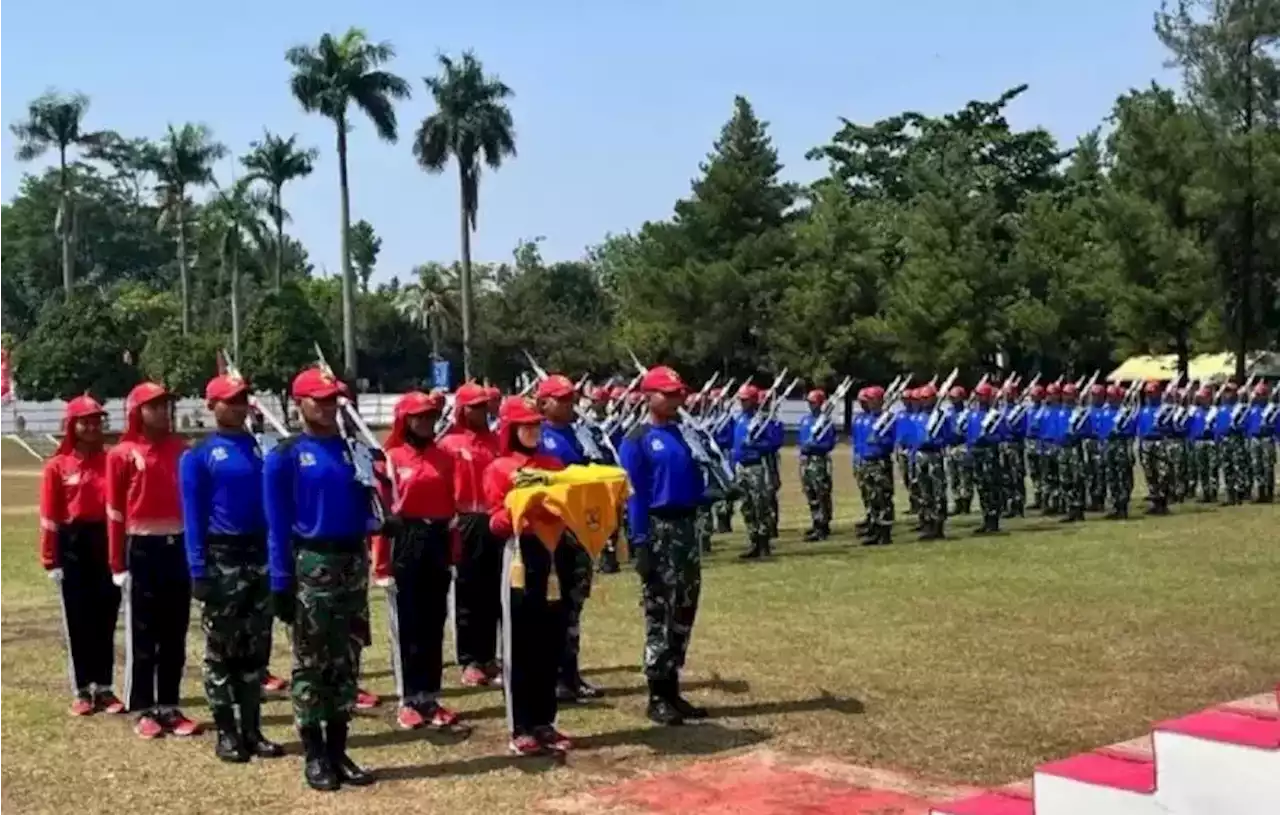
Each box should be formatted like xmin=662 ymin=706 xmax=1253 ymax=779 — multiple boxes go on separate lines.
xmin=438 ymin=382 xmax=503 ymax=686
xmin=484 ymin=396 xmax=573 ymax=756
xmin=107 ymin=381 xmax=196 ymax=739
xmin=371 ymin=391 xmax=464 ymax=732
xmin=41 ymin=395 xmax=124 ymax=717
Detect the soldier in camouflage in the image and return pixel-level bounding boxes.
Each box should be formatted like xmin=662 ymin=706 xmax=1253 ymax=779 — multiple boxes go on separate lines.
xmin=1244 ymin=382 xmax=1275 ymax=503
xmin=913 ymin=385 xmax=949 ymax=540
xmin=1034 ymin=384 xmax=1064 ymax=515
xmin=797 ymin=389 xmax=836 ymax=541
xmin=731 ymin=385 xmax=781 ymax=559
xmin=1081 ymin=384 xmax=1107 ymax=512
xmin=1055 ymin=384 xmax=1087 ymax=523
xmin=1024 ymin=385 xmax=1046 ymax=509
xmin=1164 ymin=387 xmax=1190 ymax=503
xmin=897 ymin=390 xmax=921 ymax=517
xmin=1098 ymin=384 xmax=1135 ymax=519
xmin=711 ymin=390 xmax=736 ymax=534
xmin=1136 ymin=381 xmax=1171 ymax=515
xmin=181 ymin=374 xmax=284 ymax=764
xmin=618 ymin=366 xmax=709 ymax=727
xmin=964 ymin=381 xmax=1005 ymax=535
xmin=999 ymin=383 xmax=1027 ymax=518
xmin=1187 ymin=387 xmax=1219 ymax=503
xmin=852 ymin=385 xmax=896 ymax=545
xmin=1215 ymin=383 xmax=1248 ymax=505
xmin=945 ymin=386 xmax=974 ymax=515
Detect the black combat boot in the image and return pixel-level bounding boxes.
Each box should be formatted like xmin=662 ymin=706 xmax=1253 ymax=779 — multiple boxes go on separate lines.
xmin=803 ymin=526 xmax=821 ymax=542
xmin=971 ymin=517 xmax=997 ymax=536
xmin=238 ymin=691 xmax=284 ymax=758
xmin=918 ymin=522 xmax=944 ymax=542
xmin=212 ymin=706 xmax=249 ymax=764
xmin=667 ymin=674 xmax=708 ymax=720
xmin=299 ymin=724 xmax=338 ymax=791
xmin=1059 ymin=509 xmax=1082 ymax=523
xmin=646 ymin=679 xmax=684 ymax=726
xmin=597 ymin=544 xmax=620 ymax=574
xmin=854 ymin=519 xmax=871 ymax=535
xmin=738 ymin=542 xmax=763 ymax=560
xmin=326 ymin=716 xmax=374 ymax=786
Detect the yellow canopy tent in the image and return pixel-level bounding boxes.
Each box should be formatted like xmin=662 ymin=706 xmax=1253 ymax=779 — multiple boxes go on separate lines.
xmin=1108 ymin=351 xmax=1280 ymax=383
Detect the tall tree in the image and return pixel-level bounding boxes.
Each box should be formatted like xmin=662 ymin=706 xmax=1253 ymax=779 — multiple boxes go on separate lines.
xmin=286 ymin=27 xmax=411 ymax=379
xmin=9 ymin=90 xmax=104 ymax=296
xmin=347 ymin=218 xmax=381 ymax=292
xmin=413 ymin=51 xmax=517 ymax=381
xmin=203 ymin=177 xmax=271 ymax=362
xmin=241 ymin=131 xmax=318 ymax=292
xmin=142 ymin=123 xmax=227 ymax=335
xmin=396 ymin=262 xmax=458 ymax=361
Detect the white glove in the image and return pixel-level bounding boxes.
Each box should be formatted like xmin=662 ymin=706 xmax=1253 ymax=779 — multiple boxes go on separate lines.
xmin=47 ymin=568 xmax=64 ymax=582
xmin=374 ymin=576 xmax=395 ymax=589
xmin=111 ymin=572 xmax=130 ymax=588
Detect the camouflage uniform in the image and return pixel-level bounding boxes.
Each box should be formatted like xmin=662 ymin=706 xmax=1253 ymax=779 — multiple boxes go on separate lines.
xmin=915 ymin=449 xmax=948 ymax=529
xmin=799 ymin=453 xmax=833 ymax=533
xmin=971 ymin=445 xmax=1004 ymax=527
xmin=202 ymin=540 xmax=273 ymax=715
xmin=712 ymin=499 xmax=734 ymax=534
xmin=861 ymin=458 xmax=894 ymax=530
xmin=1221 ymin=433 xmax=1249 ymax=504
xmin=291 ymin=548 xmax=369 ymax=727
xmin=1000 ymin=441 xmax=1026 ymax=515
xmin=694 ymin=506 xmax=714 ymax=553
xmin=1039 ymin=442 xmax=1062 ymax=513
xmin=735 ymin=463 xmax=775 ymax=550
xmin=1082 ymin=438 xmax=1105 ymax=510
xmin=947 ymin=447 xmax=974 ymax=514
xmin=1166 ymin=437 xmax=1189 ymax=503
xmin=1193 ymin=439 xmax=1219 ymax=502
xmin=641 ymin=515 xmax=701 ymax=680
xmin=898 ymin=449 xmax=919 ymax=515
xmin=1251 ymin=435 xmax=1276 ymax=502
xmin=1026 ymin=444 xmax=1044 ymax=508
xmin=1139 ymin=440 xmax=1170 ymax=508
xmin=1104 ymin=438 xmax=1134 ymax=514
xmin=764 ymin=452 xmax=782 ymax=538
xmin=554 ymin=539 xmax=593 ymax=689
xmin=1057 ymin=442 xmax=1086 ymax=516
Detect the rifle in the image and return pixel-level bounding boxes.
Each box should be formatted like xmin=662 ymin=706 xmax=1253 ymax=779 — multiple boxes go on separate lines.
xmin=955 ymin=373 xmax=990 ymax=438
xmin=1229 ymin=374 xmax=1258 ymax=430
xmin=749 ymin=376 xmax=799 ymax=441
xmin=809 ymin=375 xmax=855 ymax=439
xmin=1005 ymin=372 xmax=1042 ymax=430
xmin=746 ymin=369 xmax=791 ymax=440
xmin=522 ymin=350 xmax=617 ymax=463
xmin=873 ymin=373 xmax=915 ymax=437
xmin=925 ymin=368 xmax=961 ymax=440
xmin=1067 ymin=369 xmax=1101 ymax=435
xmin=1155 ymin=372 xmax=1184 ymax=428
xmin=217 ymin=349 xmax=291 ymax=453
xmin=1114 ymin=377 xmax=1145 ymax=432
xmin=312 ymin=343 xmax=394 ymax=523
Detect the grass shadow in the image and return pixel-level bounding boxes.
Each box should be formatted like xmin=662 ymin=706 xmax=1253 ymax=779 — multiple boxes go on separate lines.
xmin=372 ymin=751 xmax=565 ymax=782
xmin=575 ymin=721 xmax=770 ymax=755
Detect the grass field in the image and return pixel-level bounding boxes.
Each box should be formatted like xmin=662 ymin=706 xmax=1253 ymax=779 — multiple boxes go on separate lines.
xmin=2 ymin=439 xmax=1278 ymax=814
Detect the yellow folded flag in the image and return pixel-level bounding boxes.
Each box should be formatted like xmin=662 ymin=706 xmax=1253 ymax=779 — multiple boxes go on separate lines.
xmin=505 ymin=465 xmax=630 ymax=558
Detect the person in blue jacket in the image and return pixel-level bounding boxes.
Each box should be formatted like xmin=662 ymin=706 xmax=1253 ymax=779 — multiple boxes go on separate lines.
xmin=1135 ymin=380 xmax=1171 ymax=515
xmin=1185 ymin=386 xmax=1218 ymax=504
xmin=711 ymin=394 xmax=736 ymax=534
xmin=914 ymin=385 xmax=950 ymax=540
xmin=731 ymin=384 xmax=780 ymax=559
xmin=1244 ymin=382 xmax=1274 ymax=503
xmin=181 ymin=373 xmax=284 ymax=764
xmin=852 ymin=385 xmax=896 ymax=545
xmin=797 ymin=389 xmax=837 ymax=541
xmin=264 ymin=367 xmax=379 ymax=792
xmin=966 ymin=382 xmax=1006 ymax=535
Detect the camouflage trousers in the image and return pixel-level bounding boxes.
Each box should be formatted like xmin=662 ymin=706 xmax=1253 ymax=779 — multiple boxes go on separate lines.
xmin=695 ymin=506 xmax=714 ymax=553
xmin=764 ymin=453 xmax=782 ymax=537
xmin=1250 ymin=436 xmax=1276 ymax=500
xmin=1221 ymin=435 xmax=1249 ymax=503
xmin=1104 ymin=439 xmax=1134 ymax=512
xmin=799 ymin=454 xmax=833 ymax=530
xmin=291 ymin=545 xmax=369 ymax=727
xmin=898 ymin=451 xmax=919 ymax=513
xmin=915 ymin=449 xmax=948 ymax=527
xmin=735 ymin=462 xmax=775 ymax=547
xmin=1057 ymin=443 xmax=1086 ymax=513
xmin=1000 ymin=440 xmax=1026 ymax=514
xmin=1192 ymin=439 xmax=1220 ymax=502
xmin=202 ymin=542 xmax=272 ymax=713
xmin=555 ymin=538 xmax=593 ymax=685
xmin=641 ymin=513 xmax=701 ymax=680
xmin=712 ymin=499 xmax=735 ymax=533
xmin=1167 ymin=439 xmax=1190 ymax=502
xmin=1039 ymin=443 xmax=1062 ymax=512
xmin=947 ymin=447 xmax=974 ymax=512
xmin=1027 ymin=446 xmax=1044 ymax=506
xmin=861 ymin=458 xmax=894 ymax=529
xmin=971 ymin=446 xmax=1004 ymax=525
xmin=1139 ymin=440 xmax=1170 ymax=506
xmin=1082 ymin=438 xmax=1105 ymax=509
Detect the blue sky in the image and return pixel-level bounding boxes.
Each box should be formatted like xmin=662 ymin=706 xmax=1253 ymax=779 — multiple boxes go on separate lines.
xmin=2 ymin=0 xmax=1175 ymax=285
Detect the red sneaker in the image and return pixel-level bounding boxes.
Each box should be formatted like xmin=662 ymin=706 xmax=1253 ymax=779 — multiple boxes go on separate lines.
xmin=426 ymin=704 xmax=462 ymax=730
xmin=533 ymin=725 xmax=573 ymax=753
xmin=134 ymin=714 xmax=164 ymax=740
xmin=508 ymin=734 xmax=546 ymax=756
xmin=95 ymin=691 xmax=125 ymax=715
xmin=460 ymin=666 xmax=491 ymax=687
xmin=69 ymin=696 xmax=95 ymax=717
xmin=396 ymin=705 xmax=425 ymax=730
xmin=165 ymin=710 xmax=201 ymax=737
xmin=262 ymin=672 xmax=288 ymax=692
xmin=355 ymin=688 xmax=380 ymax=710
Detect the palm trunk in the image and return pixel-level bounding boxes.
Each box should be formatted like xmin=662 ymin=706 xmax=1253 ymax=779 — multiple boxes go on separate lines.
xmin=230 ymin=245 xmax=242 ymax=365
xmin=459 ymin=164 xmax=475 ymax=381
xmin=273 ymin=187 xmax=285 ymax=292
xmin=336 ymin=120 xmax=357 ymax=380
xmin=176 ymin=195 xmax=191 ymax=335
xmin=59 ymin=149 xmax=73 ymax=297
xmin=430 ymin=312 xmax=442 ymax=362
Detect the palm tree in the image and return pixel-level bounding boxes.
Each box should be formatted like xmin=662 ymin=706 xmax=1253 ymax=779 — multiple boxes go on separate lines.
xmin=203 ymin=177 xmax=271 ymax=362
xmin=413 ymin=52 xmax=517 ymax=381
xmin=241 ymin=131 xmax=318 ymax=291
xmin=9 ymin=90 xmax=104 ymax=296
xmin=396 ymin=263 xmax=460 ymax=363
xmin=143 ymin=124 xmax=227 ymax=335
xmin=286 ymin=27 xmax=411 ymax=379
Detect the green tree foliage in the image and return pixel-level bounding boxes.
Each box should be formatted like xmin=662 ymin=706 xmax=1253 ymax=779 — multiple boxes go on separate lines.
xmin=348 ymin=218 xmax=381 ymax=292
xmin=241 ymin=283 xmax=335 ymax=406
xmin=139 ymin=328 xmax=221 ymax=397
xmin=10 ymin=291 xmax=136 ymax=400
xmin=241 ymin=130 xmax=317 ymax=291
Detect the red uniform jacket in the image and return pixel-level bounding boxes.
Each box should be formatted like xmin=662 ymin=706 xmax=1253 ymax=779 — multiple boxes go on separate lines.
xmin=39 ymin=449 xmax=108 ymax=569
xmin=106 ymin=436 xmax=187 ymax=574
xmin=371 ymin=442 xmax=458 ymax=578
xmin=438 ymin=420 xmax=500 ymax=515
xmin=483 ymin=451 xmax=565 ymax=538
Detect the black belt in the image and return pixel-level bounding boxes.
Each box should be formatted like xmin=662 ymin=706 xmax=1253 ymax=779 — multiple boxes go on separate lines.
xmin=207 ymin=533 xmax=267 ymax=564
xmin=293 ymin=536 xmax=365 ymax=554
xmin=651 ymin=506 xmax=697 ymax=520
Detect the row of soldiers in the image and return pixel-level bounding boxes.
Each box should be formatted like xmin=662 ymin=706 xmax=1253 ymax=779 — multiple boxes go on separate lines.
xmin=39 ymin=361 xmax=719 ymax=792
xmin=833 ymin=378 xmax=1278 ymax=545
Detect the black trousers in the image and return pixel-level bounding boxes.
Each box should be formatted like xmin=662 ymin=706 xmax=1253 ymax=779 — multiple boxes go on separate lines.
xmin=124 ymin=534 xmax=190 ymax=712
xmin=388 ymin=518 xmax=452 ymax=705
xmin=505 ymin=534 xmax=567 ymax=735
xmin=454 ymin=512 xmax=503 ymax=668
xmin=57 ymin=522 xmax=120 ymax=692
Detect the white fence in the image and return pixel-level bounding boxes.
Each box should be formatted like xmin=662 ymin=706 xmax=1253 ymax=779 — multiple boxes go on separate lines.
xmin=3 ymin=395 xmax=829 ymax=436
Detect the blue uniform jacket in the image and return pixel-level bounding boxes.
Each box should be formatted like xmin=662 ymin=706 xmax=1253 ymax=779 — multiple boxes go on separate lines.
xmin=1136 ymin=404 xmax=1164 ymax=440
xmin=731 ymin=413 xmax=778 ymax=466
xmin=180 ymin=431 xmax=266 ymax=580
xmin=853 ymin=412 xmax=894 ymax=461
xmin=797 ymin=414 xmax=836 ymax=456
xmin=540 ymin=422 xmax=588 ymax=466
xmin=619 ymin=422 xmax=705 ymax=546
